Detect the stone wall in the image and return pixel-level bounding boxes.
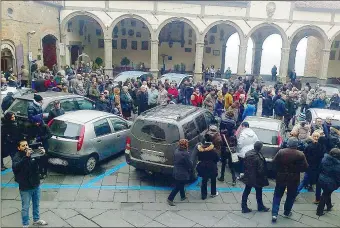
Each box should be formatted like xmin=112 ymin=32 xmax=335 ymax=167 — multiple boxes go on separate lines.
xmin=1 ymin=1 xmax=60 ymax=70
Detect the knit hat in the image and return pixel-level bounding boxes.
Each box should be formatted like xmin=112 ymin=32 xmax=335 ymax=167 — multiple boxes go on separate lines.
xmin=33 ymin=94 xmax=43 ymax=102
xmin=287 ymin=137 xmax=299 ymax=149
xmin=297 ymin=112 xmax=306 ymax=122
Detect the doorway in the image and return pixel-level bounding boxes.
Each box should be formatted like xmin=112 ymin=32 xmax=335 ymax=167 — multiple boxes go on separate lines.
xmin=42 ymin=35 xmax=57 ymax=69
xmin=71 ymin=45 xmax=80 ymax=65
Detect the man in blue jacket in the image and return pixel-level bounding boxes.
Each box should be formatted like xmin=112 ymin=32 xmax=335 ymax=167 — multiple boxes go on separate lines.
xmin=274 ymin=94 xmax=287 ymax=120
xmin=27 ymin=94 xmax=43 ymax=124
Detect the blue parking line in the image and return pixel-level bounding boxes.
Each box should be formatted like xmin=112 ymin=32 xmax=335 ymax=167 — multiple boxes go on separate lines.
xmin=82 ymin=162 xmax=127 ymax=187
xmin=1 ymin=168 xmax=13 ymax=175
xmin=186 ymin=177 xmax=201 ymax=190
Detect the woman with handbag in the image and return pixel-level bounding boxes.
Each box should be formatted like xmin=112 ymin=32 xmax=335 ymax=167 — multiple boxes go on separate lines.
xmin=167 ymin=139 xmax=193 ymax=206
xmin=196 ymin=134 xmax=220 ymax=200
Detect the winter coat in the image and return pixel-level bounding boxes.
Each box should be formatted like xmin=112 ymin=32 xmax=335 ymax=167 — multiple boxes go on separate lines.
xmin=329 ymin=95 xmax=340 ymax=110
xmin=12 ymin=151 xmax=40 ymax=191
xmin=1 ymin=119 xmax=22 ymax=157
xmin=191 ymin=92 xmax=203 ymax=107
xmin=167 ymin=87 xmax=179 ymax=99
xmin=203 ymin=94 xmax=215 ymax=112
xmin=237 ymin=128 xmax=259 ymax=158
xmin=185 ymin=85 xmax=194 ymax=100
xmin=27 ymin=101 xmax=43 ymax=124
xmin=224 ymin=93 xmax=233 ymax=110
xmin=34 ymin=79 xmax=47 ymax=92
xmin=213 ymin=100 xmax=224 ymax=118
xmin=273 ymin=148 xmax=308 ymax=186
xmin=120 ymin=91 xmax=132 ymax=113
xmin=285 ymin=98 xmax=297 ymax=117
xmin=274 ymin=98 xmax=286 ymax=117
xmin=173 ymin=148 xmax=193 ymax=181
xmin=1 ymin=95 xmax=15 ymax=113
xmin=148 ymin=89 xmax=158 ymax=105
xmin=242 ymin=149 xmax=269 ymax=188
xmin=242 ymin=104 xmax=256 ymax=121
xmin=27 ymin=123 xmax=52 ymax=151
xmin=196 ymin=143 xmax=220 ymax=178
xmin=228 ymin=106 xmax=239 ymax=123
xmin=304 ymin=141 xmax=327 ymax=184
xmin=291 ymin=123 xmax=311 ymax=141
xmin=206 ymin=130 xmax=222 ymax=155
xmin=96 ymin=99 xmax=110 ymax=112
xmin=47 ymin=107 xmax=65 ymax=123
xmin=220 ymin=116 xmax=236 ymax=137
xmin=323 ymin=122 xmax=332 ymax=138
xmin=137 ymin=91 xmax=148 ymax=115
xmin=262 ymin=96 xmax=273 ymax=116
xmin=310 ymin=98 xmax=326 ymax=109
xmin=158 ymin=89 xmax=168 ymax=105
xmin=318 ymin=153 xmax=340 ymax=192
xmin=88 ymin=86 xmax=100 ymax=99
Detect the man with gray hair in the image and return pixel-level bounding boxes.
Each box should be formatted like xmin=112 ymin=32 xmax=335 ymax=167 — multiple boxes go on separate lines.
xmin=271 ymin=137 xmax=308 ymax=223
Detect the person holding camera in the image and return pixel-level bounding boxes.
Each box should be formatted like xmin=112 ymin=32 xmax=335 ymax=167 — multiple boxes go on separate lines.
xmin=12 ymin=139 xmax=48 ymax=227
xmin=27 ymin=115 xmax=52 ymax=179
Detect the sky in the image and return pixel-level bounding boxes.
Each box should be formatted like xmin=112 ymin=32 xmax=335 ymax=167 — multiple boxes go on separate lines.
xmin=225 ymin=33 xmax=308 ymax=76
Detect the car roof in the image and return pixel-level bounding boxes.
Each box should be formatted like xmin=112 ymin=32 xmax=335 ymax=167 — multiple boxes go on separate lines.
xmin=243 ymin=116 xmax=282 ymax=131
xmin=16 ymin=92 xmax=82 ymax=101
xmin=138 ymin=104 xmax=201 ymax=123
xmin=309 ymin=108 xmax=340 ymax=120
xmin=161 ymin=73 xmax=190 ymax=79
xmin=55 ymin=110 xmax=114 ymax=124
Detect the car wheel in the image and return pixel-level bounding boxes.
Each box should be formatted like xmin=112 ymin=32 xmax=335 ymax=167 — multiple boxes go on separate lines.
xmin=83 ymin=155 xmax=97 ymax=174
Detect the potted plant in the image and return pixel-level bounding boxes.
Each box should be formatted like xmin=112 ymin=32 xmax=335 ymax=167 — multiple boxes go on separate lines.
xmin=180 ymin=63 xmax=186 ymax=73
xmin=121 ymin=57 xmax=131 ymax=71
xmin=174 ymin=64 xmax=180 ymax=73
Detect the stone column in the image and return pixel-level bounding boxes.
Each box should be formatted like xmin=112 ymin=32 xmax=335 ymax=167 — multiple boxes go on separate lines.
xmin=237 ymin=45 xmax=247 ymax=76
xmin=150 ymin=40 xmax=159 ymax=78
xmin=221 ymin=43 xmax=227 ymax=73
xmin=288 ymin=48 xmax=297 ymax=73
xmin=65 ymin=45 xmax=71 ymax=66
xmin=319 ymin=49 xmax=331 ymax=82
xmin=251 ymin=47 xmax=263 ymax=76
xmin=104 ymin=38 xmax=113 ymax=78
xmin=194 ymin=42 xmax=204 ymax=82
xmin=279 ymin=47 xmax=290 ymax=83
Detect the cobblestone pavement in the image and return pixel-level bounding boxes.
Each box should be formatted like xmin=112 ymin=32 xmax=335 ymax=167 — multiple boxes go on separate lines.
xmin=2 ymin=154 xmax=340 ymax=227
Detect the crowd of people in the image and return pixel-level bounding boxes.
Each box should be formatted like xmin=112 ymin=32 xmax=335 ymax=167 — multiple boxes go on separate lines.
xmin=2 ymin=62 xmax=340 ymax=226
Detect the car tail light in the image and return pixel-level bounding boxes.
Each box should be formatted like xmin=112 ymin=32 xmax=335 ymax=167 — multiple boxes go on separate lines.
xmin=77 ymin=125 xmax=85 ymax=152
xmin=277 ymin=133 xmax=283 ymax=146
xmin=47 ymin=119 xmax=54 ymax=127
xmin=126 ymin=136 xmax=131 ymax=151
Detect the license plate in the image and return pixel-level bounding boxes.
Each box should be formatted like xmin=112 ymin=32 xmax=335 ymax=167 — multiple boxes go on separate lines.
xmin=48 ymin=158 xmax=68 ymax=166
xmin=140 ymin=150 xmax=166 ymax=163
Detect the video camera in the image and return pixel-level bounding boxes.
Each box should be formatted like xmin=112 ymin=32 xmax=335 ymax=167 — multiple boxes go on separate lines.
xmin=28 ymin=141 xmax=45 ymax=158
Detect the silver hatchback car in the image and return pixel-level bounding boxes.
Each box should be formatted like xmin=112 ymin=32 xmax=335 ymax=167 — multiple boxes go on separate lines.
xmin=47 ymin=110 xmax=131 ymax=174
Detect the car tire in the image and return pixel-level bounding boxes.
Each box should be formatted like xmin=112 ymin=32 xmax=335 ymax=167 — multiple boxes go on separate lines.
xmin=83 ymin=155 xmax=97 ymax=174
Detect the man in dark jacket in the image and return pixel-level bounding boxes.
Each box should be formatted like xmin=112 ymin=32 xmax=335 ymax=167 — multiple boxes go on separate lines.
xmin=96 ymin=92 xmax=110 ymax=112
xmin=1 ymin=92 xmax=15 ymax=113
xmin=27 ymin=94 xmax=43 ymax=124
xmin=12 ymin=139 xmax=48 ymax=227
xmin=274 ymin=94 xmax=286 ymax=120
xmin=261 ymin=92 xmax=273 ymax=117
xmin=271 ymin=65 xmax=277 ymax=81
xmin=271 ymin=137 xmax=308 ymax=223
xmin=241 ymin=141 xmax=270 ymax=213
xmin=137 ymin=86 xmax=148 ymax=115
xmin=284 ymin=94 xmax=298 ymax=129
xmin=47 ymin=100 xmax=65 ymax=123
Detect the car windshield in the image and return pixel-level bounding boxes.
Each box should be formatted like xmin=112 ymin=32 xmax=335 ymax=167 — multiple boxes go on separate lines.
xmin=49 ymin=119 xmax=81 ymax=140
xmin=7 ymin=99 xmax=32 ymax=116
xmin=246 ymin=120 xmax=280 ymax=131
xmin=131 ymin=119 xmax=180 ymax=144
xmin=161 ymin=75 xmax=185 ymax=85
xmin=114 ymin=72 xmax=147 ymax=83
xmin=320 ymin=87 xmax=339 ymax=96
xmin=252 ymin=128 xmax=278 ymax=145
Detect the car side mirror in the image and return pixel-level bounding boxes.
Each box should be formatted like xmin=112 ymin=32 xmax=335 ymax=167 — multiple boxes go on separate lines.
xmin=272 ymin=136 xmax=278 ymax=145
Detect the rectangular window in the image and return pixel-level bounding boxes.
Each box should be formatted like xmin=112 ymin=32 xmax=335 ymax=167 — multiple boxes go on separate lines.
xmin=93 ymin=119 xmax=112 ymax=137
xmin=131 ymin=41 xmax=137 ymax=50
xmin=195 ymin=114 xmax=207 ymax=133
xmin=121 ymin=39 xmax=127 ymax=49
xmin=330 ymin=50 xmax=336 ymax=60
xmin=335 ymin=41 xmax=340 ymax=48
xmin=141 ymin=41 xmax=149 ymax=50
xmin=112 ymin=40 xmax=117 ymax=49
xmin=183 ymin=121 xmax=199 ymax=140
xmin=98 ymin=39 xmax=104 ymax=48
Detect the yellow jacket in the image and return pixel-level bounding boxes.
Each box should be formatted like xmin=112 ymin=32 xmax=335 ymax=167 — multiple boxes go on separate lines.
xmin=224 ymin=93 xmax=233 ymax=110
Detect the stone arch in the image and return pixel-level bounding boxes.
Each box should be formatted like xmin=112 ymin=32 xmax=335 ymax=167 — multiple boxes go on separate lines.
xmin=60 ymin=11 xmax=106 ymax=34
xmin=1 ymin=39 xmax=16 ymax=56
xmin=155 ymin=17 xmax=200 ymax=41
xmin=246 ymin=22 xmax=289 ymax=48
xmin=108 ymin=14 xmax=154 ymax=40
xmin=201 ymin=20 xmax=245 ymax=45
xmin=289 ymin=25 xmax=329 ymax=49
xmin=41 ymin=31 xmax=58 ymax=41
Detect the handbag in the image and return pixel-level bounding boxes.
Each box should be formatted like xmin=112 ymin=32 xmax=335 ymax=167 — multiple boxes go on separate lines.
xmin=222 ymin=134 xmax=239 ymax=163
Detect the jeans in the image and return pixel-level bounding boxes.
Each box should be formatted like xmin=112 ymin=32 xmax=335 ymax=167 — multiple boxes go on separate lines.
xmin=220 ymin=151 xmax=236 ymax=182
xmin=272 ymin=184 xmax=297 ymax=216
xmin=317 ymin=187 xmax=333 ymax=214
xmin=20 ymin=187 xmax=40 ymax=226
xmin=315 ymin=182 xmax=322 ymax=201
xmin=168 ymin=180 xmax=186 ymax=201
xmin=242 ymin=185 xmax=265 ymax=209
xmin=39 ymin=155 xmax=48 ymax=176
xmin=201 ymin=176 xmax=217 ymax=198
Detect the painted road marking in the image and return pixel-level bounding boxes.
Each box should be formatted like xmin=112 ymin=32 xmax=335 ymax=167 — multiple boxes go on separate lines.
xmin=2 ymin=163 xmax=339 ymax=193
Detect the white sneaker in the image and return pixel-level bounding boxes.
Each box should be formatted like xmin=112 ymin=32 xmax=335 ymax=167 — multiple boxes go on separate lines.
xmin=33 ymin=220 xmax=48 ymax=226
xmin=211 ymin=192 xmax=219 ymax=198
xmin=23 ymin=225 xmax=29 ymax=228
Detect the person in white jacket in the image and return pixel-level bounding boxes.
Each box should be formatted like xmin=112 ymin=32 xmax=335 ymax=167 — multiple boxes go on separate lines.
xmin=237 ymin=122 xmax=259 ymax=176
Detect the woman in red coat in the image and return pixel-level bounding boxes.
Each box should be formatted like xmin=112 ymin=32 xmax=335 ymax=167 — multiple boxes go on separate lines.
xmin=167 ymin=83 xmax=179 ymax=101
xmin=191 ymin=88 xmax=203 ymax=107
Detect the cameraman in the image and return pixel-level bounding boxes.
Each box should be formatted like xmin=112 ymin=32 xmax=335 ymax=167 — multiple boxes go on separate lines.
xmin=12 ymin=139 xmax=47 ymax=227
xmin=27 ymin=116 xmax=52 ymax=179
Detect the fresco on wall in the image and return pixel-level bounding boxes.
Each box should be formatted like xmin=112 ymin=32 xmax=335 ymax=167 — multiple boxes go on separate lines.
xmin=159 ymin=21 xmax=184 ymax=43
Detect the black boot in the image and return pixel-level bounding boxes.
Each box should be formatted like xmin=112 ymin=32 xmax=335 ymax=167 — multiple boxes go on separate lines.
xmin=242 ymin=206 xmax=252 ymax=213
xmin=217 ymin=176 xmax=224 ymax=182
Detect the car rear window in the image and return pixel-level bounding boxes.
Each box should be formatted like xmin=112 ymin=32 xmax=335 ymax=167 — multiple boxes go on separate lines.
xmin=7 ymin=99 xmax=32 ymax=116
xmin=131 ymin=119 xmax=180 ymax=144
xmin=50 ymin=119 xmax=81 ymax=140
xmin=252 ymin=128 xmax=277 ymax=145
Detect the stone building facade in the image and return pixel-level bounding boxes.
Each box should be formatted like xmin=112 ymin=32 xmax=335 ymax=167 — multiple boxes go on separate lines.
xmin=2 ymin=1 xmax=340 ymax=82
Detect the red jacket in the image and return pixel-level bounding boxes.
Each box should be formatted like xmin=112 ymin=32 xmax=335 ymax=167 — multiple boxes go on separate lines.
xmin=167 ymin=87 xmax=179 ymax=98
xmin=233 ymin=91 xmax=247 ymax=102
xmin=191 ymin=92 xmax=203 ymax=107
